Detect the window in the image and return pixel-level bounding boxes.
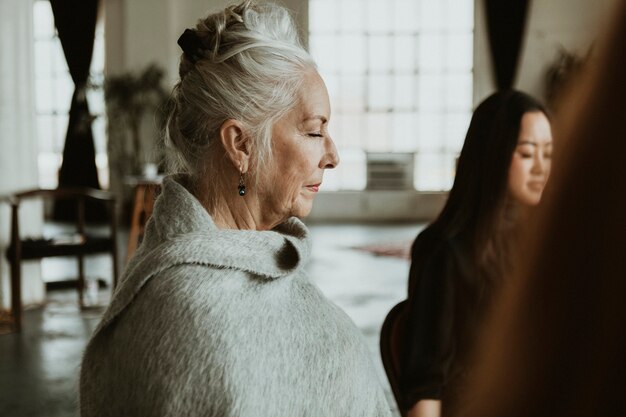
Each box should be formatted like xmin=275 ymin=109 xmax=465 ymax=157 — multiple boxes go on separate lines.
xmin=33 ymin=0 xmax=107 ymax=189
xmin=309 ymin=0 xmax=474 ymax=190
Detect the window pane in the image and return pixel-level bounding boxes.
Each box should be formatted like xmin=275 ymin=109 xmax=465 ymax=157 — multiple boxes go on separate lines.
xmin=418 ymin=34 xmax=444 ymax=71
xmin=324 ymin=149 xmax=366 ymax=190
xmin=309 ymin=0 xmax=338 ymax=33
xmin=334 ymin=114 xmax=365 ymax=148
xmin=448 ymin=0 xmax=475 ymax=31
xmin=417 ymin=74 xmax=444 ymax=111
xmin=55 ymin=115 xmax=69 ymax=151
xmin=33 ymin=1 xmax=55 ymax=39
xmin=340 ymin=0 xmax=365 ymax=32
xmin=368 ymin=74 xmax=392 ymax=110
xmin=394 ymin=0 xmax=419 ymax=32
xmin=38 ymin=153 xmax=61 ymax=189
xmin=97 ymin=152 xmax=110 ymax=189
xmin=366 ymin=113 xmax=392 ymax=151
xmin=443 ymin=112 xmax=471 ymax=151
xmin=444 ymin=73 xmax=473 ymax=110
xmin=34 ymin=40 xmax=54 ymax=77
xmin=52 ymin=37 xmax=68 ymax=75
xmin=36 ymin=78 xmax=55 ymax=113
xmin=393 ymin=35 xmax=416 ymax=72
xmin=309 ymin=35 xmax=338 ymax=73
xmin=445 ymin=33 xmax=473 ymax=70
xmin=391 ymin=113 xmax=417 ymax=151
xmin=87 ymin=88 xmax=105 ymax=115
xmin=417 ymin=112 xmax=444 ymax=151
xmin=368 ymin=35 xmax=392 ymax=72
xmin=415 ymin=152 xmax=456 ymax=190
xmin=91 ymin=35 xmax=105 ymax=74
xmin=55 ymin=75 xmax=74 ymax=113
xmin=339 ymin=35 xmax=366 ymax=74
xmin=339 ymin=74 xmax=365 ymax=112
xmin=393 ymin=74 xmax=415 ymax=110
xmin=37 ymin=115 xmax=55 ymax=153
xmin=93 ymin=116 xmax=107 ymax=154
xmin=420 ymin=0 xmax=444 ymax=31
xmin=367 ymin=0 xmax=392 ymax=33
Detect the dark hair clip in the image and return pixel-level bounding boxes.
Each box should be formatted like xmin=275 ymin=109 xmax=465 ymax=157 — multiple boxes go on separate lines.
xmin=177 ymin=29 xmax=205 ymax=64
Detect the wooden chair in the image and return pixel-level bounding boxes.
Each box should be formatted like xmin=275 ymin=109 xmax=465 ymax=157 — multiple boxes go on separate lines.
xmin=2 ymin=188 xmax=119 ymax=332
xmin=380 ymin=299 xmax=409 ymax=417
xmin=125 ymin=179 xmax=161 ymax=264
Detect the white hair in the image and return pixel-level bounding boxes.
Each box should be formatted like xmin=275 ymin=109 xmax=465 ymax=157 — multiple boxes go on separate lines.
xmin=164 ymin=0 xmax=316 ymax=193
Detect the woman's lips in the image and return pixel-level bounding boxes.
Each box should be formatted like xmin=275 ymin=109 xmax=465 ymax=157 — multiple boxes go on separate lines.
xmin=305 ymin=183 xmax=321 ymax=192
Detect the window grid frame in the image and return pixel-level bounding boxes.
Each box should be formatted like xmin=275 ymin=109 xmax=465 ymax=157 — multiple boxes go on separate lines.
xmin=309 ymin=0 xmax=474 ymax=191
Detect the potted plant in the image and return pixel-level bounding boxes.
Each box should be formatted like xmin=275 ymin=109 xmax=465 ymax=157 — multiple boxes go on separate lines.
xmin=104 ymin=63 xmax=169 ymax=176
xmin=102 ymin=63 xmax=169 ymax=221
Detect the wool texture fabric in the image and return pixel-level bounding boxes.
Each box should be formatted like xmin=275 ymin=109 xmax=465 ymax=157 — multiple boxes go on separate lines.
xmin=80 ymin=175 xmax=391 ymax=417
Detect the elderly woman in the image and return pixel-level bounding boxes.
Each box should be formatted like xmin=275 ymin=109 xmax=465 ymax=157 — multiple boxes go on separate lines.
xmin=79 ymin=2 xmax=391 ymax=417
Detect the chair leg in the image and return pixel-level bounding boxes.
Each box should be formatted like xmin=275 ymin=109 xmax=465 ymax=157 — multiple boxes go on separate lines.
xmin=10 ymin=257 xmax=22 ymax=333
xmin=126 ymin=185 xmax=146 ymax=264
xmin=78 ymin=254 xmax=85 ymax=309
xmin=112 ymin=248 xmax=119 ymax=291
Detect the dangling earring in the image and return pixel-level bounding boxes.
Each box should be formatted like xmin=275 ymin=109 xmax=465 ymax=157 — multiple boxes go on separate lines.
xmin=238 ymin=169 xmax=246 ymax=196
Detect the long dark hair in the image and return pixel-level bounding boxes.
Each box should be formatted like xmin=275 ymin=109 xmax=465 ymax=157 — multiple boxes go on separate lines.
xmin=425 ymin=90 xmax=548 ymax=268
xmin=462 ymin=2 xmax=626 ymax=415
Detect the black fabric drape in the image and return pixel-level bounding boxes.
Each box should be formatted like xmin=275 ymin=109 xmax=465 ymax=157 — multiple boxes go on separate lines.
xmin=484 ymin=0 xmax=530 ymax=90
xmin=50 ymin=0 xmax=106 ymax=221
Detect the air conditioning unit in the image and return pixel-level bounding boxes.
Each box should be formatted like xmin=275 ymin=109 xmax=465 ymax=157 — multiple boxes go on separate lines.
xmin=366 ymin=152 xmax=415 ymax=190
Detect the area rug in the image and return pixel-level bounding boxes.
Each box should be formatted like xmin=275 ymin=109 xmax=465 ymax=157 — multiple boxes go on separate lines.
xmin=351 ymin=241 xmax=412 ymax=260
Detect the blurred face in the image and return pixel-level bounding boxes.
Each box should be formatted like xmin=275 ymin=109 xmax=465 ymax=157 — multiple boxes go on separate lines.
xmin=508 ymin=111 xmax=552 ymax=206
xmin=259 ymin=70 xmax=339 ymax=220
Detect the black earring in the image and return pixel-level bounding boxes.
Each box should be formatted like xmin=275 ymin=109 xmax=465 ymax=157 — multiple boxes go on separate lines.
xmin=238 ymin=171 xmax=246 ymax=196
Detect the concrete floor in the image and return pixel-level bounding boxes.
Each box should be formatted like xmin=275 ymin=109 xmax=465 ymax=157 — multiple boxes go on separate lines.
xmin=0 ymin=222 xmax=424 ymax=417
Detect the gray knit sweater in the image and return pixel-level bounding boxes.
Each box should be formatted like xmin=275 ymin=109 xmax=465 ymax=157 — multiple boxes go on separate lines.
xmin=80 ymin=176 xmax=391 ymax=417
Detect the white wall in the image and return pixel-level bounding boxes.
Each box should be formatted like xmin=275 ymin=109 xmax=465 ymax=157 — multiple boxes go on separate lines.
xmin=515 ymin=0 xmax=619 ymax=99
xmin=473 ymin=0 xmax=619 ymax=104
xmin=0 ymin=0 xmax=44 ymax=309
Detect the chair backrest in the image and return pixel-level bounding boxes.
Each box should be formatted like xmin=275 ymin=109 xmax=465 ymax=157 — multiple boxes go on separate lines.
xmin=380 ymin=299 xmax=409 ymax=417
xmin=3 ymin=187 xmax=116 ymax=232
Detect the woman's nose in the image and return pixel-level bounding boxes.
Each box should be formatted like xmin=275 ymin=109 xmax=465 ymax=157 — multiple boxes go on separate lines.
xmin=532 ymin=153 xmax=546 ymax=174
xmin=321 ymin=136 xmax=340 ymax=169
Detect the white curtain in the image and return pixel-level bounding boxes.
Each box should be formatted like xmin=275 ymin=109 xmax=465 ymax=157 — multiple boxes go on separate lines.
xmin=0 ymin=0 xmax=44 ymax=308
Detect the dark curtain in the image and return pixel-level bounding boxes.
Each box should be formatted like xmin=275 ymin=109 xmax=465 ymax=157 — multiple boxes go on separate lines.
xmin=50 ymin=0 xmax=106 ymax=221
xmin=484 ymin=0 xmax=530 ymax=90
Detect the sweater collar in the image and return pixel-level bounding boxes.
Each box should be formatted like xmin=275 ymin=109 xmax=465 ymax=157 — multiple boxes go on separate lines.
xmin=147 ymin=175 xmax=312 ymax=278
xmin=95 ymin=175 xmax=311 ymax=335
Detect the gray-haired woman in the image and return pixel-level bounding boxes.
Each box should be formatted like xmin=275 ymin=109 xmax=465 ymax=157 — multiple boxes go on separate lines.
xmin=79 ymin=1 xmax=391 ymax=416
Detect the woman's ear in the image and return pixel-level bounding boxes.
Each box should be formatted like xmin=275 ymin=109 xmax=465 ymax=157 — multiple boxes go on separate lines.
xmin=219 ymin=119 xmax=250 ymax=173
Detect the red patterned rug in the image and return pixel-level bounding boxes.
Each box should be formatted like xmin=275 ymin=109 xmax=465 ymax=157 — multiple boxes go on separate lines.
xmin=351 ymin=241 xmax=412 ymax=260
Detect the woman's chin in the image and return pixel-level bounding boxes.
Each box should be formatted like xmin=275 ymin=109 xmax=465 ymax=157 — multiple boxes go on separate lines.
xmin=290 ymin=200 xmax=314 ymax=219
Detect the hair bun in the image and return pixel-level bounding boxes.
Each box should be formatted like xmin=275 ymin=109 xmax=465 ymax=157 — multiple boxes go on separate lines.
xmin=177 ymin=29 xmax=205 ymax=64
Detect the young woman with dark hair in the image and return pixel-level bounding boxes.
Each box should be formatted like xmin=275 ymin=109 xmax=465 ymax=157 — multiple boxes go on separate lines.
xmin=460 ymin=2 xmax=626 ymax=416
xmin=399 ymin=90 xmax=553 ymax=417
